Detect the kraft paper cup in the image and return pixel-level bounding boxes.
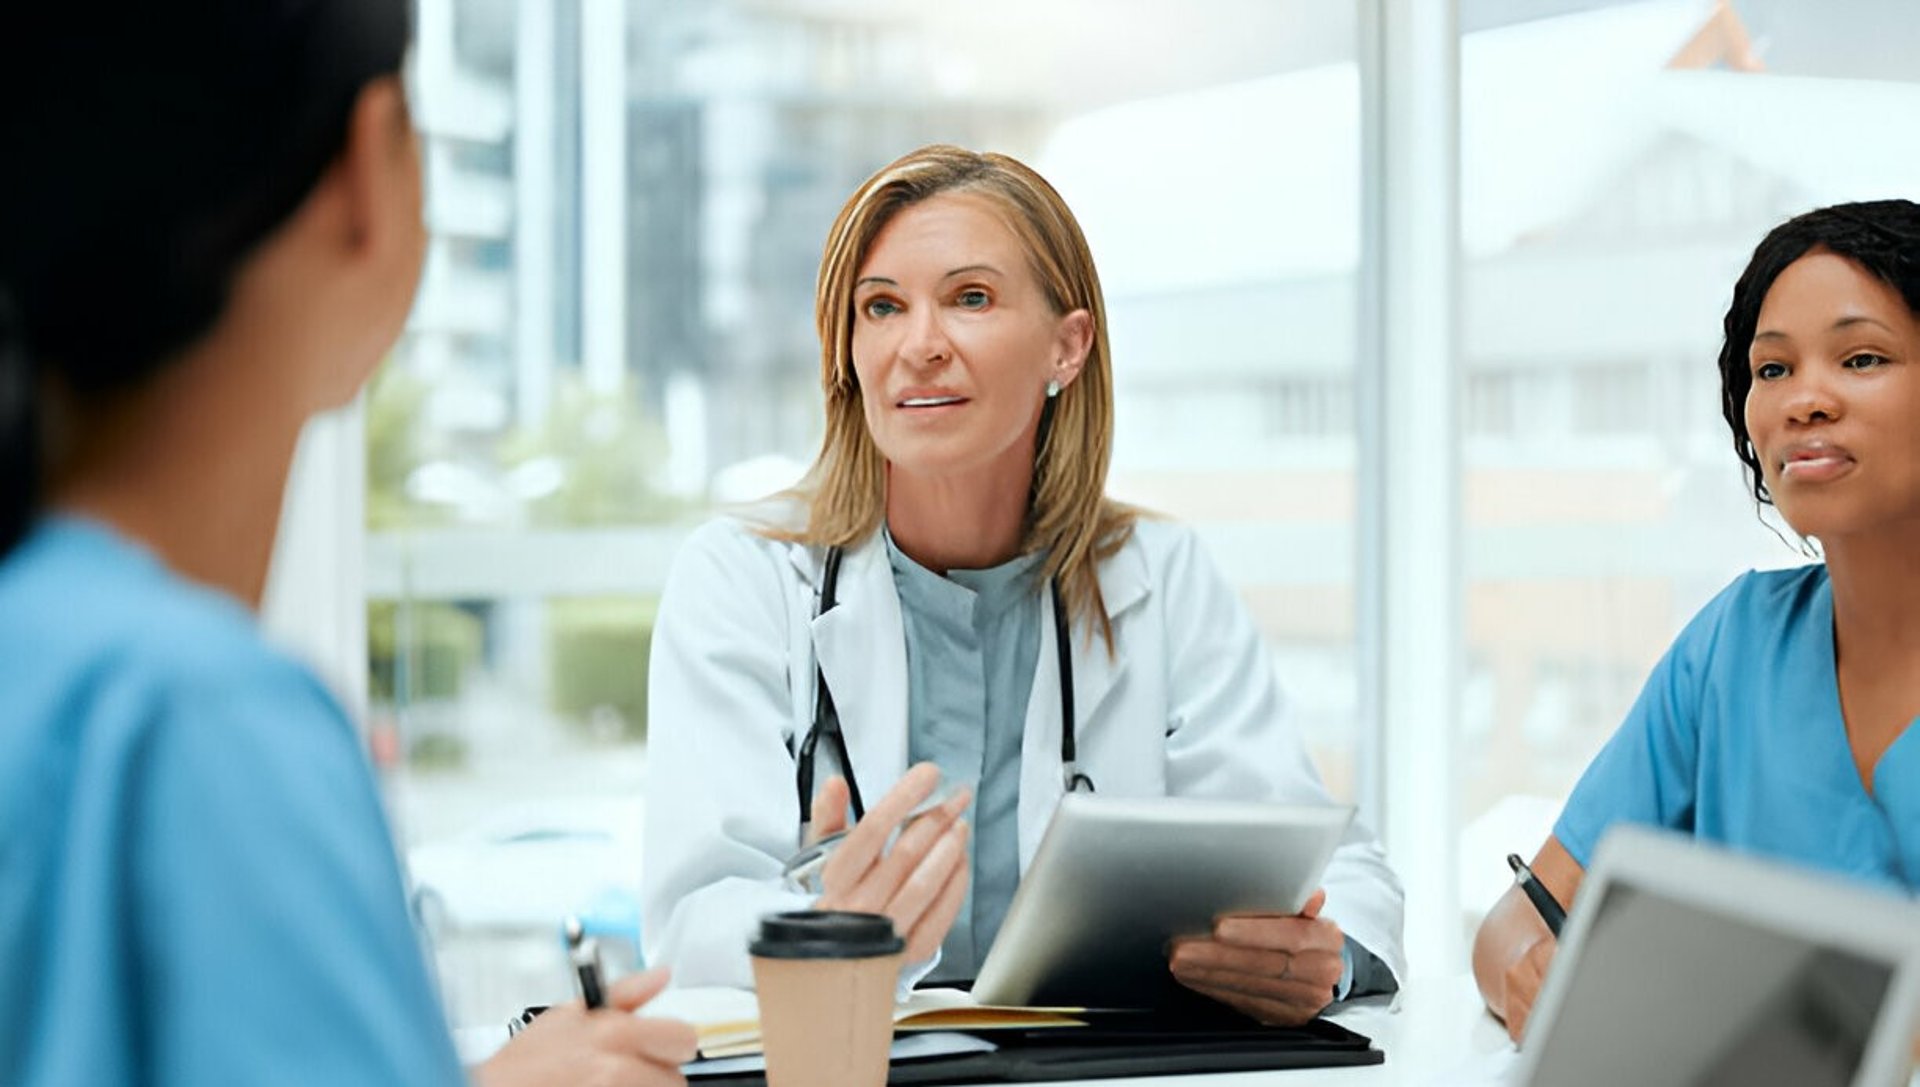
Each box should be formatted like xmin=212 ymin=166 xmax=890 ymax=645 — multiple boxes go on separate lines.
xmin=750 ymin=910 xmax=905 ymax=1087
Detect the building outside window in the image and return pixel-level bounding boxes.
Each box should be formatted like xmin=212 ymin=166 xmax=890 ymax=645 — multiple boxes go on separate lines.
xmin=331 ymin=0 xmax=1920 ymax=1027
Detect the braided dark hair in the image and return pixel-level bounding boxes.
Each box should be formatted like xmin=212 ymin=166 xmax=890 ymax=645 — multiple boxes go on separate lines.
xmin=0 ymin=1 xmax=411 ymax=556
xmin=1717 ymin=200 xmax=1920 ymax=505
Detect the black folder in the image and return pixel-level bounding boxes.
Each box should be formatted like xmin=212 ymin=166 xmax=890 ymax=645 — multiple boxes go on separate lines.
xmin=688 ymin=1016 xmax=1383 ymax=1084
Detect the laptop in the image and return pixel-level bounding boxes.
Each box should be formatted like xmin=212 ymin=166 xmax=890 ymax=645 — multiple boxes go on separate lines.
xmin=1517 ymin=826 xmax=1920 ymax=1087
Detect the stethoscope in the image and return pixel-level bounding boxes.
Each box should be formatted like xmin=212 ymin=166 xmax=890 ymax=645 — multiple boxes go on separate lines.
xmin=794 ymin=542 xmax=1096 ymax=840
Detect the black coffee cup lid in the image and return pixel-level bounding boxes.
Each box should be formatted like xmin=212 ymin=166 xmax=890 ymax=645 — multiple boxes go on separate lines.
xmin=749 ymin=910 xmax=904 ymax=960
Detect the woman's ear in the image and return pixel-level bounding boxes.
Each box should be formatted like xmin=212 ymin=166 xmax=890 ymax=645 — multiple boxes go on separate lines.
xmin=1052 ymin=309 xmax=1095 ymax=391
xmin=334 ymin=75 xmax=422 ymax=262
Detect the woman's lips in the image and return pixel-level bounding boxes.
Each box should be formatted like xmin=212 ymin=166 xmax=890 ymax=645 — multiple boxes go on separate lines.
xmin=896 ymin=394 xmax=968 ymax=412
xmin=1779 ymin=449 xmax=1855 ymax=483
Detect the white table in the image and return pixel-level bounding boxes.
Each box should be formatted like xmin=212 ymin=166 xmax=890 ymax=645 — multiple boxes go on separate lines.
xmin=458 ymin=975 xmax=1521 ymax=1085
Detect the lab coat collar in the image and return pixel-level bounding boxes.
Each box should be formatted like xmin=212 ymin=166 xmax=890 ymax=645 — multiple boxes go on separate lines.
xmin=1016 ymin=533 xmax=1151 ymax=870
xmin=804 ymin=533 xmax=910 ymax=803
xmin=799 ymin=527 xmax=1154 ymax=869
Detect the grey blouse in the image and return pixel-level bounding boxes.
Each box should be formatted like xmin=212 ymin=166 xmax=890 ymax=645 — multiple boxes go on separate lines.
xmin=884 ymin=531 xmax=1044 ymax=981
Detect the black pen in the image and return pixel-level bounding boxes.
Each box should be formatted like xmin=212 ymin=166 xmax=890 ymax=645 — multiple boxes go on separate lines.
xmin=1506 ymin=853 xmax=1567 ymax=938
xmin=564 ymin=916 xmax=606 ymax=1009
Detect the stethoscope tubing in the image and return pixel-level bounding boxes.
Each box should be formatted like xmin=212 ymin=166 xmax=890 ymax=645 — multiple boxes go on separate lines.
xmin=795 ymin=543 xmax=1093 ymax=844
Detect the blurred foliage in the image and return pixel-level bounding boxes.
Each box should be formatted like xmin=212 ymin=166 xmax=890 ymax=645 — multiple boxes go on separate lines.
xmin=366 ymin=365 xmax=683 ymax=753
xmin=504 ymin=377 xmax=688 ymax=527
xmin=366 ymin=367 xmax=454 ymax=531
xmin=407 ymin=732 xmax=471 ymax=771
xmin=368 ymin=599 xmax=483 ymax=704
xmin=548 ymin=595 xmax=658 ymax=743
xmin=368 ymin=365 xmax=688 ymax=529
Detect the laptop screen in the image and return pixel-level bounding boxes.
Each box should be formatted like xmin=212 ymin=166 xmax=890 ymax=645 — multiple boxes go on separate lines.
xmin=1528 ymin=881 xmax=1895 ymax=1087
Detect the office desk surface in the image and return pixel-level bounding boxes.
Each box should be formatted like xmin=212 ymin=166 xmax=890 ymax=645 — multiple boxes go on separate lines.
xmin=455 ymin=975 xmax=1519 ymax=1084
xmin=461 ymin=974 xmax=1920 ymax=1086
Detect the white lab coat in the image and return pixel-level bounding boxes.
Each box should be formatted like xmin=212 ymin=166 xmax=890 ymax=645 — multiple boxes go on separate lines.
xmin=641 ymin=511 xmax=1406 ymax=990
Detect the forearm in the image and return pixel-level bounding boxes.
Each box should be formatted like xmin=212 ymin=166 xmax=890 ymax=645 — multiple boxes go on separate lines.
xmin=1473 ymin=888 xmax=1544 ymax=1021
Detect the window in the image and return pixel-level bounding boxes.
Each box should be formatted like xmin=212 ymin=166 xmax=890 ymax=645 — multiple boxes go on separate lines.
xmin=382 ymin=0 xmax=1364 ymax=1027
xmin=271 ymin=0 xmax=1920 ymax=1019
xmin=1454 ymin=0 xmax=1920 ymax=932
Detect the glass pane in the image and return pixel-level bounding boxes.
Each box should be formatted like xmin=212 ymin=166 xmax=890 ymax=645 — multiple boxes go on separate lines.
xmin=379 ymin=0 xmax=1362 ymax=1029
xmin=1454 ymin=0 xmax=1920 ymax=929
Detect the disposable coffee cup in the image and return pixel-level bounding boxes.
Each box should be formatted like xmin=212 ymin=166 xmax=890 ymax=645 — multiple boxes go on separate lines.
xmin=750 ymin=910 xmax=905 ymax=1087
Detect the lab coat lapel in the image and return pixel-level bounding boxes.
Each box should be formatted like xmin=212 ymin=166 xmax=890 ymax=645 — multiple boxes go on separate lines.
xmin=1015 ymin=544 xmax=1151 ymax=870
xmin=807 ymin=534 xmax=910 ymax=805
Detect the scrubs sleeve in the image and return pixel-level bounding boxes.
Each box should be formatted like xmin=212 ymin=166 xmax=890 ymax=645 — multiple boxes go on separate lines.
xmin=131 ymin=657 xmax=463 ymax=1087
xmin=1553 ymin=576 xmax=1747 ymax=868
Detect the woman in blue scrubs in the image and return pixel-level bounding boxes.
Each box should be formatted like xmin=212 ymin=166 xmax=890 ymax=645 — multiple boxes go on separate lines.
xmin=1472 ymin=199 xmax=1920 ymax=1043
xmin=0 ymin=6 xmax=691 ymax=1086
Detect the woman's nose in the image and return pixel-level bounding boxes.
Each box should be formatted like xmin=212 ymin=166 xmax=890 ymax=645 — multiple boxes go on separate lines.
xmin=898 ymin=307 xmax=952 ymax=367
xmin=1782 ymin=372 xmax=1842 ymax=424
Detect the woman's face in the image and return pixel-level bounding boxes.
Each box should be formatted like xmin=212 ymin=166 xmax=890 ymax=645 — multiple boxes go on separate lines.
xmin=849 ymin=192 xmax=1090 ymax=483
xmin=1744 ymin=249 xmax=1920 ymax=542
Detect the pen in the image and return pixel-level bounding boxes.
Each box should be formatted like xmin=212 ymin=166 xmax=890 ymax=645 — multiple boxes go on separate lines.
xmin=564 ymin=916 xmax=605 ymax=1010
xmin=782 ymin=780 xmax=963 ymax=894
xmin=1506 ymin=853 xmax=1567 ymax=938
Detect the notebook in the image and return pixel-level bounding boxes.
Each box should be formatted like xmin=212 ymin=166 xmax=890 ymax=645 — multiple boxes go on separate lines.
xmin=684 ymin=1016 xmax=1384 ymax=1084
xmin=649 ymin=986 xmax=1084 ymax=1059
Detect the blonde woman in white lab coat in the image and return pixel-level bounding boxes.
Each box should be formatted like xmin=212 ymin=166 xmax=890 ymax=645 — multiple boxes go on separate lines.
xmin=642 ymin=145 xmax=1405 ymax=1026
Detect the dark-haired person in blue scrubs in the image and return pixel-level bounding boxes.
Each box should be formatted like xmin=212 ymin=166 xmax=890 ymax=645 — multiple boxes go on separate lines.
xmin=0 ymin=5 xmax=691 ymax=1085
xmin=1472 ymin=199 xmax=1920 ymax=1045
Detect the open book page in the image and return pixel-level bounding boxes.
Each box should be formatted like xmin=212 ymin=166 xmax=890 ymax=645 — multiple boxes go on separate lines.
xmin=893 ymin=987 xmax=1084 ymax=1031
xmin=645 ymin=987 xmax=763 ymax=1056
xmin=686 ymin=1032 xmax=998 ymax=1078
xmin=650 ymin=985 xmax=1085 ymax=1059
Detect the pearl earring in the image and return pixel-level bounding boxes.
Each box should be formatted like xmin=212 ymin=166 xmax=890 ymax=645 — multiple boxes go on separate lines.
xmin=1045 ymin=379 xmax=1061 ymax=398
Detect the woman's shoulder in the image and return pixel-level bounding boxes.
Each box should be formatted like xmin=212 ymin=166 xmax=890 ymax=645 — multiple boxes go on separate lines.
xmin=1 ymin=518 xmax=321 ymax=692
xmin=1724 ymin=562 xmax=1828 ymax=608
xmin=675 ymin=505 xmax=809 ymax=570
xmin=1686 ymin=563 xmax=1829 ymax=646
xmin=660 ymin=506 xmax=826 ymax=617
xmin=1107 ymin=514 xmax=1208 ymax=582
xmin=1095 ymin=514 xmax=1234 ymax=625
xmin=0 ymin=520 xmax=352 ymax=780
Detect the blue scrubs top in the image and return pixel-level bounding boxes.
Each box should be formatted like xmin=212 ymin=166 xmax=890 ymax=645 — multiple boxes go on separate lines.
xmin=1556 ymin=565 xmax=1919 ymax=891
xmin=0 ymin=518 xmax=463 ymax=1086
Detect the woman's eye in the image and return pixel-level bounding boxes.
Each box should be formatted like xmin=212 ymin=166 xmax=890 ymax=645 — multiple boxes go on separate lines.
xmin=956 ymin=289 xmax=990 ymax=310
xmin=1843 ymin=352 xmax=1889 ymax=370
xmin=1754 ymin=361 xmax=1788 ymax=381
xmin=862 ymin=298 xmax=900 ymax=319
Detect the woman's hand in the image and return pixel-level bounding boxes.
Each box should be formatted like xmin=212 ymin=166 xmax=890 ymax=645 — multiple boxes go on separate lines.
xmin=474 ymin=968 xmax=698 ymax=1087
xmin=1497 ymin=936 xmax=1557 ymax=1045
xmin=1168 ymin=889 xmax=1347 ymax=1026
xmin=810 ymin=762 xmax=972 ymax=964
xmin=1472 ymin=837 xmax=1581 ymax=1045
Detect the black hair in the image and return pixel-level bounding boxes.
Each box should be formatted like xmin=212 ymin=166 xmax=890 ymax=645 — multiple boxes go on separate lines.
xmin=0 ymin=1 xmax=411 ymax=557
xmin=1717 ymin=199 xmax=1920 ymax=506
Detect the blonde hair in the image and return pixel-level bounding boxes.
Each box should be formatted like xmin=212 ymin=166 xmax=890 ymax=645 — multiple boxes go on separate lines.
xmin=769 ymin=144 xmax=1137 ymax=649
